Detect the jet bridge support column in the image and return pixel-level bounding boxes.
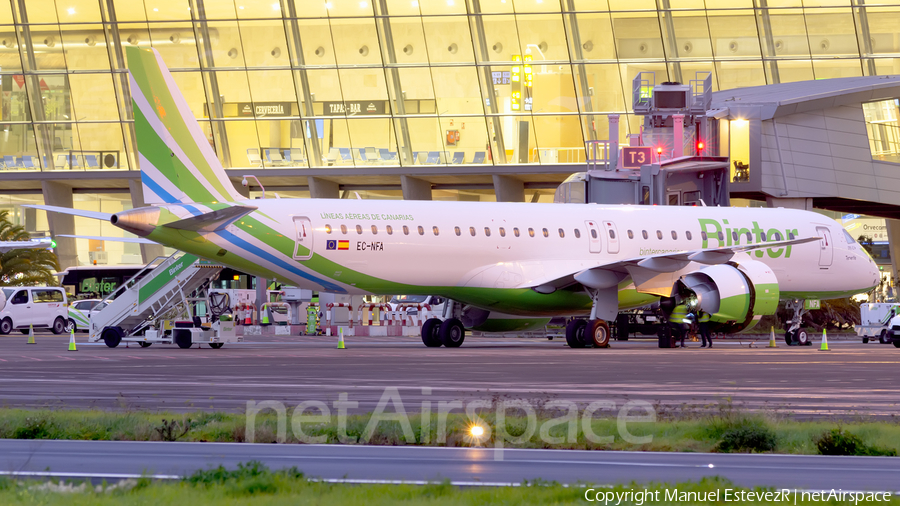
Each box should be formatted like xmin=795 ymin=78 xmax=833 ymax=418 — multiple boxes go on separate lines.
xmin=492 ymin=175 xmax=525 ymax=202
xmin=401 ymin=176 xmax=432 ymax=200
xmin=41 ymin=181 xmax=77 ymax=270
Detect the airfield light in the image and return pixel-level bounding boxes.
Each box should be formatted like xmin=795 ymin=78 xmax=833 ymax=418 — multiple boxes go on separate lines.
xmin=697 ymin=141 xmax=704 ymax=152
xmin=50 ymin=239 xmax=57 ymax=249
xmin=470 ymin=425 xmax=484 ymax=438
xmin=656 ymin=147 xmax=662 ymax=155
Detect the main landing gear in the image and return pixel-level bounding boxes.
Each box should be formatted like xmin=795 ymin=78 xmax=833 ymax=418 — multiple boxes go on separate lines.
xmin=565 ymin=318 xmax=610 ymax=348
xmin=565 ymin=287 xmax=614 ymax=349
xmin=420 ymin=299 xmax=465 ymax=348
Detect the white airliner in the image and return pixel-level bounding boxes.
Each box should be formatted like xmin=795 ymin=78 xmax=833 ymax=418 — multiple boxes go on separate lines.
xmin=30 ymin=48 xmax=880 ymax=349
xmin=0 ymin=237 xmax=54 ymax=253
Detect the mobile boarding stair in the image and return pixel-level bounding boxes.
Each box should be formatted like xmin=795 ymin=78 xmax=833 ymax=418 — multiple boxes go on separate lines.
xmin=88 ymin=252 xmax=240 ymax=349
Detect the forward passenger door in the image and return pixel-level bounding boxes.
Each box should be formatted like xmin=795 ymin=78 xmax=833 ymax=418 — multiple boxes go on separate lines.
xmin=292 ymin=216 xmax=313 ymax=261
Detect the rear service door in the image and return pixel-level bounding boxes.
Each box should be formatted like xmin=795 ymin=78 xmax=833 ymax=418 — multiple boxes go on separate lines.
xmin=602 ymin=221 xmax=620 ymax=254
xmin=585 ymin=220 xmax=602 ymax=253
xmin=292 ymin=216 xmax=313 ymax=261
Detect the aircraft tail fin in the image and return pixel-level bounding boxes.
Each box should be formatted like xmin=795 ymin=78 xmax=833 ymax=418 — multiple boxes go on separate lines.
xmin=125 ymin=47 xmax=244 ymax=205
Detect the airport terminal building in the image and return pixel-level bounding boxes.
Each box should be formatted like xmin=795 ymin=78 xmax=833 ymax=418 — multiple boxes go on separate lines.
xmin=1 ymin=0 xmax=899 ymax=280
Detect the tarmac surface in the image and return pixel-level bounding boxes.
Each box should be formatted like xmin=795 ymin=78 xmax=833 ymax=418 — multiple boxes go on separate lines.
xmin=2 ymin=439 xmax=900 ymax=491
xmin=1 ymin=331 xmax=899 ymax=417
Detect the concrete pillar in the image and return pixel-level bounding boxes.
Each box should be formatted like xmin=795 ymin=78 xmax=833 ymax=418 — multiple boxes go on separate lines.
xmin=492 ymin=175 xmax=525 ymax=202
xmin=400 ymin=175 xmax=432 ymax=200
xmin=255 ymin=276 xmax=267 ymax=324
xmin=41 ymin=181 xmax=77 ymax=270
xmin=886 ymin=219 xmax=900 ymax=288
xmin=608 ymin=114 xmax=619 ymax=168
xmin=128 ymin=178 xmax=165 ymax=263
xmin=764 ymin=197 xmax=813 ymax=210
xmin=308 ymin=176 xmax=339 ymax=199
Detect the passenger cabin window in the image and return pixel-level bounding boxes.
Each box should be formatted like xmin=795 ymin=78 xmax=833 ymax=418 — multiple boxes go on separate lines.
xmin=386 ymin=225 xmax=393 ymax=235
xmin=718 ymin=232 xmax=725 ymax=241
xmin=773 ymin=232 xmax=782 ymax=241
xmin=656 ymin=230 xmax=663 ymax=240
xmin=528 ymin=228 xmax=535 ymax=238
xmin=789 ymin=231 xmax=795 ymax=240
xmin=484 ymin=227 xmax=491 ymax=237
xmin=558 ymin=228 xmax=565 ymax=238
xmin=371 ymin=225 xmax=378 ymax=235
xmin=499 ymin=227 xmax=506 ymax=237
xmin=341 ymin=225 xmax=348 ymax=234
xmin=671 ymin=231 xmax=677 ymax=240
xmin=325 ymin=224 xmax=332 ymax=234
xmin=417 ymin=226 xmax=424 ymax=235
xmin=732 ymin=231 xmax=738 ymax=242
xmin=454 ymin=226 xmax=461 ymax=236
xmin=514 ymin=227 xmax=520 ymax=237
xmin=745 ymin=232 xmax=751 ymax=242
xmin=432 ymin=226 xmax=439 ymax=236
xmin=403 ymin=225 xmax=409 ymax=235
xmin=627 ymin=230 xmax=634 ymax=239
xmin=686 ymin=231 xmax=692 ymax=240
xmin=701 ymin=231 xmax=708 ymax=241
xmin=609 ymin=229 xmax=616 ymax=239
xmin=642 ymin=230 xmax=648 ymax=239
xmin=761 ymin=232 xmax=767 ymax=241
xmin=469 ymin=227 xmax=476 ymax=237
xmin=542 ymin=228 xmax=549 ymax=238
xmin=589 ymin=228 xmax=597 ymax=239
xmin=574 ymin=229 xmax=581 ymax=238
xmin=356 ymin=225 xmax=363 ymax=234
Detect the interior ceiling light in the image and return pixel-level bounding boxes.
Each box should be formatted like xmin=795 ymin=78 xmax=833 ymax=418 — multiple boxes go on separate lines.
xmin=324 ymin=2 xmax=332 ymax=8
xmin=153 ymin=7 xmax=158 ymax=12
xmin=67 ymin=7 xmax=75 ymax=15
xmin=271 ymin=2 xmax=279 ymax=10
xmin=359 ymin=1 xmax=367 ymax=7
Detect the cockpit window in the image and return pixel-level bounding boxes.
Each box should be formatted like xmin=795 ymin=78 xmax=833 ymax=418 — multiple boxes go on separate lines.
xmin=843 ymin=230 xmax=856 ymax=244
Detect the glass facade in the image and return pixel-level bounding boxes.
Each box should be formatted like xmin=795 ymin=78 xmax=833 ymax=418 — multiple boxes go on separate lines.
xmin=0 ymin=0 xmax=896 ymax=173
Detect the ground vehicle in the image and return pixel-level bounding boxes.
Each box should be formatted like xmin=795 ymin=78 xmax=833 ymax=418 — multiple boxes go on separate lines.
xmin=883 ymin=314 xmax=900 ymax=348
xmin=0 ymin=287 xmax=69 ymax=334
xmin=389 ymin=295 xmax=445 ymax=319
xmin=855 ymin=303 xmax=899 ymax=344
xmin=67 ymin=299 xmax=108 ymax=332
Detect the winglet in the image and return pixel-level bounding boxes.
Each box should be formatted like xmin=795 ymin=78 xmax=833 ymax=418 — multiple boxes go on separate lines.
xmin=126 ymin=46 xmax=244 ymax=205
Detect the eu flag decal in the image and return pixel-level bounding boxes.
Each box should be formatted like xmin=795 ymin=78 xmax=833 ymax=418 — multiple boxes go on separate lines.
xmin=326 ymin=240 xmax=337 ymax=250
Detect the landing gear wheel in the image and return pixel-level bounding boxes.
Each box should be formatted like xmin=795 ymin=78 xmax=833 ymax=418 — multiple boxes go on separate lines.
xmin=208 ymin=343 xmax=223 ymax=349
xmin=139 ymin=342 xmax=152 ymax=348
xmin=784 ymin=331 xmax=795 ymax=346
xmin=174 ymin=330 xmax=193 ymax=349
xmin=51 ymin=317 xmax=66 ymax=335
xmin=880 ymin=330 xmax=889 ymax=344
xmin=796 ymin=329 xmax=810 ymax=346
xmin=102 ymin=327 xmax=123 ymax=348
xmin=615 ymin=314 xmax=630 ymax=341
xmin=863 ymin=337 xmax=869 ymax=344
xmin=421 ymin=318 xmax=442 ymax=347
xmin=588 ymin=319 xmax=610 ymax=348
xmin=0 ymin=318 xmax=11 ymax=335
xmin=439 ymin=318 xmax=465 ymax=348
xmin=565 ymin=319 xmax=587 ymax=348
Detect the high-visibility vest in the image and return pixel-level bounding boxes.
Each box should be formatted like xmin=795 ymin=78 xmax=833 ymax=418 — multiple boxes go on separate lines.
xmin=670 ymin=305 xmax=689 ymax=323
xmin=699 ymin=311 xmax=711 ymax=323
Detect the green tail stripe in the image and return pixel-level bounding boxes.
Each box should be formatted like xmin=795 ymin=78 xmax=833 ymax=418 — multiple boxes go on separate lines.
xmin=126 ymin=46 xmax=236 ymax=202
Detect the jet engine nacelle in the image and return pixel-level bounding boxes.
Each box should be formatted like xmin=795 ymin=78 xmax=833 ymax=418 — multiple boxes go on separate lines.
xmin=678 ymin=260 xmax=779 ymax=334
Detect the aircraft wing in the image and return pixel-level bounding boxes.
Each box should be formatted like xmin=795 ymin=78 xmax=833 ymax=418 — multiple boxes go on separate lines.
xmin=22 ymin=204 xmax=112 ymax=220
xmin=531 ymin=236 xmax=821 ymax=297
xmin=57 ymin=234 xmax=158 ymax=244
xmin=0 ymin=238 xmax=54 ymax=253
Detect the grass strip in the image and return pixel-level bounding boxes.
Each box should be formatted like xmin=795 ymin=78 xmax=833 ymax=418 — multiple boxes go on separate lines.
xmin=0 ymin=407 xmax=898 ymax=455
xmin=0 ymin=466 xmax=897 ymax=505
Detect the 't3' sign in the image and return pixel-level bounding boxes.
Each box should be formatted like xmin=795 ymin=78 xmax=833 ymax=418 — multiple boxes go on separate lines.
xmin=622 ymin=147 xmax=653 ymax=169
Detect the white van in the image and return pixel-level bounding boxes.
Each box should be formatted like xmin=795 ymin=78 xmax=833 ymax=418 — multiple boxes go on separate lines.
xmin=0 ymin=287 xmax=69 ymax=334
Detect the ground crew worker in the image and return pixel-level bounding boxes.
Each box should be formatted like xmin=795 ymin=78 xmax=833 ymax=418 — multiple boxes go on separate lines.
xmin=669 ymin=303 xmax=689 ymax=348
xmin=698 ymin=310 xmax=712 ymax=348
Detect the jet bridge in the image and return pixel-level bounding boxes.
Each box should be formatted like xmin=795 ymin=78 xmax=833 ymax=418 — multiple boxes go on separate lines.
xmin=88 ymin=252 xmax=239 ymax=349
xmin=555 ymin=71 xmax=730 ymax=207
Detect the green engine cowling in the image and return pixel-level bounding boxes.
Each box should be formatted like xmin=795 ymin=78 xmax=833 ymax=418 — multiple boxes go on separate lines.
xmin=678 ymin=261 xmax=780 ymax=333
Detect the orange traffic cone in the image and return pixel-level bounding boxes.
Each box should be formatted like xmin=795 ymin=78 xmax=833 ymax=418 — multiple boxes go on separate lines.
xmin=244 ymin=304 xmax=252 ymax=325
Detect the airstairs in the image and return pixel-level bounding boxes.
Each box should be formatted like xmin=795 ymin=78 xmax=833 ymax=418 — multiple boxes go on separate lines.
xmin=88 ymin=252 xmax=229 ymax=348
